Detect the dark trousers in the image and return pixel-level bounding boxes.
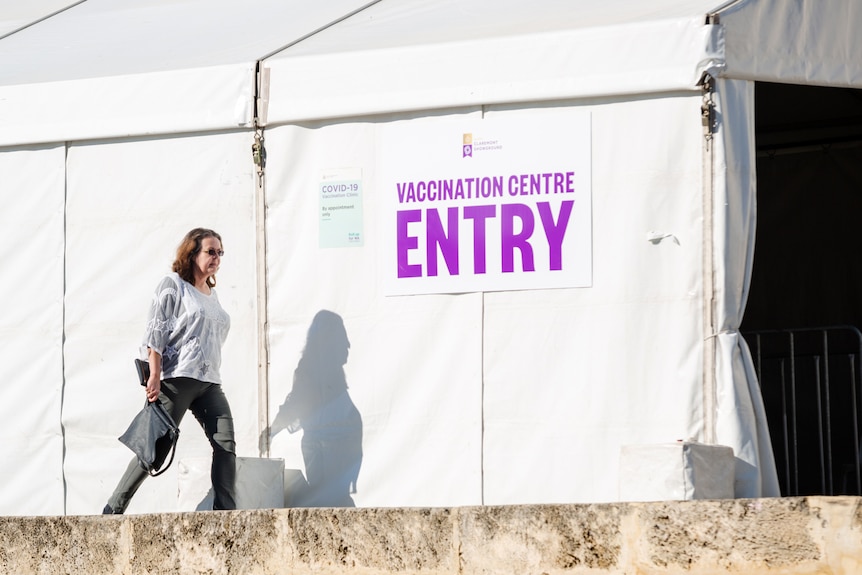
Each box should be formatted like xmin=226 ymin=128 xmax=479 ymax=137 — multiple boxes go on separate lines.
xmin=107 ymin=377 xmax=236 ymax=513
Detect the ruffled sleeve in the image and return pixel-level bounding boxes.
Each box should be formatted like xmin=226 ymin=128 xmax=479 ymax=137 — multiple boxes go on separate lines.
xmin=142 ymin=274 xmax=182 ymax=357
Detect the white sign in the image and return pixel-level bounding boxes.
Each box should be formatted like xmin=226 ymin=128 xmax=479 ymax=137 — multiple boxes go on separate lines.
xmin=380 ymin=113 xmax=592 ymax=295
xmin=320 ymin=168 xmax=363 ymax=248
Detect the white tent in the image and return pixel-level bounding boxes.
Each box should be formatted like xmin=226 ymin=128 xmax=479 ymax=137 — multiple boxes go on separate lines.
xmin=1 ymin=0 xmax=859 ymax=515
xmin=0 ymin=0 xmax=381 ymax=515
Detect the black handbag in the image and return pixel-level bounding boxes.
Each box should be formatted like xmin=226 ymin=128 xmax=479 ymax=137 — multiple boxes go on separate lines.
xmin=118 ymin=360 xmax=180 ymax=476
xmin=134 ymin=358 xmax=149 ymax=386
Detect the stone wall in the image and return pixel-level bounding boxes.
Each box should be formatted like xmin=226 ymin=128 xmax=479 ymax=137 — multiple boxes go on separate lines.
xmin=1 ymin=496 xmax=860 ymax=574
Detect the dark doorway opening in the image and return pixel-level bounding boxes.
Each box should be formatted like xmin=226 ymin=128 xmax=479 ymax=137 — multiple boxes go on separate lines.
xmin=743 ymin=82 xmax=862 ymax=496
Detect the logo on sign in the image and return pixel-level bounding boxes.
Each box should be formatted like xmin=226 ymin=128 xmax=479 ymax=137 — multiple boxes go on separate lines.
xmin=462 ymin=133 xmax=473 ymax=158
xmin=462 ymin=132 xmax=502 ymax=158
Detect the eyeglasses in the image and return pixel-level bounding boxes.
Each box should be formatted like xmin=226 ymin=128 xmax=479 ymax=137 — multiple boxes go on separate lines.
xmin=203 ymin=249 xmax=224 ymax=257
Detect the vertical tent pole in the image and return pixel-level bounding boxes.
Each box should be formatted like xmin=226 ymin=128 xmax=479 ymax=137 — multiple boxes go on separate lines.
xmin=254 ymin=60 xmax=271 ymax=457
xmin=701 ymin=74 xmax=718 ymax=445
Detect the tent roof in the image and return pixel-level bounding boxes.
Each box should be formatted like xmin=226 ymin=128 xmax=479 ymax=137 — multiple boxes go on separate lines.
xmin=261 ymin=0 xmax=727 ymax=124
xmin=0 ymin=0 xmax=374 ymax=86
xmin=719 ymin=0 xmax=862 ymax=86
xmin=0 ymin=0 xmax=81 ymax=39
xmin=261 ymin=0 xmax=862 ymax=124
xmin=0 ymin=0 xmax=376 ymax=146
xmin=1 ymin=0 xmax=861 ymax=145
xmin=273 ymin=0 xmax=726 ymax=56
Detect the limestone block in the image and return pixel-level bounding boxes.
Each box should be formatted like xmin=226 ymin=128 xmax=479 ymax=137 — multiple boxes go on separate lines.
xmin=619 ymin=441 xmax=735 ymax=501
xmin=1 ymin=497 xmax=861 ymax=574
xmin=177 ymin=456 xmax=285 ymax=510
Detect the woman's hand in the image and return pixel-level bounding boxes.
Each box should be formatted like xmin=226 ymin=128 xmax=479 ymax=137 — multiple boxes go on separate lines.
xmin=146 ymin=375 xmax=161 ymax=403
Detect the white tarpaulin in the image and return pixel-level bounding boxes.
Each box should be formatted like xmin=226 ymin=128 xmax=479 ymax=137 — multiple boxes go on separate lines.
xmin=480 ymin=98 xmax=708 ymax=503
xmin=263 ymin=119 xmax=484 ymax=506
xmin=0 ymin=145 xmax=66 ymax=515
xmin=2 ymin=0 xmax=862 ymax=514
xmin=258 ymin=94 xmax=710 ymax=506
xmin=61 ymin=131 xmax=260 ymax=515
xmin=255 ymin=0 xmax=782 ymax=504
xmin=711 ymin=77 xmax=779 ymax=497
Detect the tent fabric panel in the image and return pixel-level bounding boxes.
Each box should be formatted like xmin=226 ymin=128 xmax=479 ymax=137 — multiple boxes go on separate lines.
xmin=0 ymin=145 xmax=66 ymax=515
xmin=61 ymin=132 xmax=259 ymax=515
xmin=267 ymin=301 xmax=484 ymax=508
xmin=718 ymin=0 xmax=862 ymax=88
xmin=263 ymin=121 xmax=485 ymax=507
xmin=483 ymin=297 xmax=703 ymax=504
xmin=260 ymin=96 xmax=740 ymax=507
xmin=482 ymin=97 xmax=706 ymax=503
xmin=0 ymin=65 xmax=255 ymax=148
xmin=263 ymin=14 xmax=723 ymax=123
xmin=2 ymin=439 xmax=66 ymax=515
xmin=711 ymin=78 xmax=780 ymax=497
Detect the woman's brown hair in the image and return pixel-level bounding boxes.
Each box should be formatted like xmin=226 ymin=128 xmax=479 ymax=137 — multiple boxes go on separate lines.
xmin=172 ymin=228 xmax=223 ymax=288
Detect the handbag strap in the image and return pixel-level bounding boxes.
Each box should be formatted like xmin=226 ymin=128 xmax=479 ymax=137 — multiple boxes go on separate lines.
xmin=149 ymin=440 xmax=177 ymax=477
xmin=148 ymin=401 xmax=179 ymax=477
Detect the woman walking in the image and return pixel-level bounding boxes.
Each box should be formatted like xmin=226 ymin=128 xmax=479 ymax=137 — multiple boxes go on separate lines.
xmin=103 ymin=228 xmax=236 ymax=513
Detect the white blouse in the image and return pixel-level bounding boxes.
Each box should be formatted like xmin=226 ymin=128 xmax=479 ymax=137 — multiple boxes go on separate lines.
xmin=142 ymin=272 xmax=230 ymax=384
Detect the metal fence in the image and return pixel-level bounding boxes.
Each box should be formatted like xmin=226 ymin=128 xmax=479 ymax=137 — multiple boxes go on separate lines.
xmin=744 ymin=326 xmax=862 ymax=496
